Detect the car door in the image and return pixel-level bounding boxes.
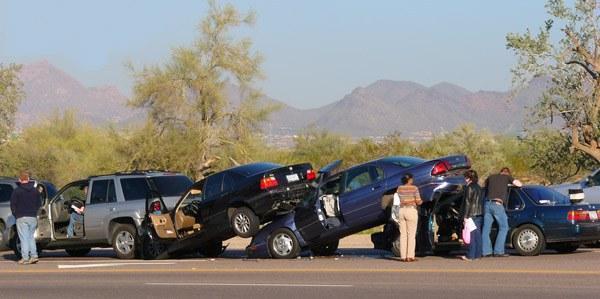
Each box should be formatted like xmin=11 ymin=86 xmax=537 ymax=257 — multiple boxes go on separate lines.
xmin=35 ymin=183 xmax=54 ymax=241
xmin=48 ymin=181 xmax=88 ymax=239
xmin=200 ymin=173 xmax=225 ymax=226
xmin=338 ymin=165 xmax=385 ymax=227
xmin=84 ymin=179 xmax=117 ymax=241
xmin=583 ymin=170 xmax=600 ymax=203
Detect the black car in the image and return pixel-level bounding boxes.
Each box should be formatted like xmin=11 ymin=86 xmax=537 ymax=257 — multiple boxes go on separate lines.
xmin=141 ymin=162 xmax=316 ymax=258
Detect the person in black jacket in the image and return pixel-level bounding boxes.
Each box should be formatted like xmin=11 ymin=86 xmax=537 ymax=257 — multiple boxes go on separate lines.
xmin=460 ymin=170 xmax=483 ymax=261
xmin=10 ymin=170 xmax=42 ymax=265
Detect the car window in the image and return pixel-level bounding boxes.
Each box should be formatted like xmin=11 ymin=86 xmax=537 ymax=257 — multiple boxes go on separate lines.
xmin=178 ymin=187 xmax=203 ymax=209
xmin=121 ymin=178 xmax=152 ymax=201
xmin=370 ymin=166 xmax=384 ymax=181
xmin=222 ymin=172 xmax=244 ymax=194
xmin=90 ymin=179 xmax=116 ymax=205
xmin=507 ymin=189 xmax=525 ymax=211
xmin=344 ymin=166 xmax=373 ymax=192
xmin=59 ymin=184 xmax=86 ymax=205
xmin=523 ymin=187 xmax=570 ymax=205
xmin=151 ymin=176 xmax=193 ymax=197
xmin=589 ymin=171 xmax=600 ymax=187
xmin=0 ymin=183 xmax=14 ymax=203
xmin=204 ymin=173 xmax=225 ymax=199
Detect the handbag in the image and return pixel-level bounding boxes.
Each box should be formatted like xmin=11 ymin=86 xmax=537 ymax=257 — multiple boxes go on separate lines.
xmin=462 ymin=218 xmax=476 ymax=244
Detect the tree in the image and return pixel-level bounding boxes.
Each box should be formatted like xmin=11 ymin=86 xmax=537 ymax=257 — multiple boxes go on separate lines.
xmin=127 ymin=0 xmax=274 ymax=179
xmin=0 ymin=63 xmax=24 ymax=144
xmin=507 ymin=0 xmax=600 ymax=163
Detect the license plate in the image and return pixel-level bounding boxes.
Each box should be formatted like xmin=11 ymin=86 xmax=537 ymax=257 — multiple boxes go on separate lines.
xmin=590 ymin=211 xmax=598 ymax=221
xmin=286 ymin=174 xmax=300 ymax=183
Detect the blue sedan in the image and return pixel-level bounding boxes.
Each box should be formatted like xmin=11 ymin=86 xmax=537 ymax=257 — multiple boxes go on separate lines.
xmin=372 ymin=185 xmax=600 ymax=257
xmin=246 ymin=155 xmax=470 ymax=259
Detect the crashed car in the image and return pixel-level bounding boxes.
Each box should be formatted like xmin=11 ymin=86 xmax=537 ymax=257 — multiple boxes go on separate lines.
xmin=246 ymin=155 xmax=470 ymax=259
xmin=140 ymin=162 xmax=316 ymax=259
xmin=376 ymin=185 xmax=600 ymax=256
xmin=553 ymin=168 xmax=600 ymax=203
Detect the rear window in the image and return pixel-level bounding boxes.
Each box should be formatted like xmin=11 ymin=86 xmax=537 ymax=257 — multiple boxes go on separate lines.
xmin=381 ymin=156 xmax=425 ymax=168
xmin=151 ymin=176 xmax=193 ymax=197
xmin=121 ymin=178 xmax=152 ymax=201
xmin=0 ymin=183 xmax=14 ymax=203
xmin=523 ymin=186 xmax=570 ymax=205
xmin=230 ymin=163 xmax=281 ymax=177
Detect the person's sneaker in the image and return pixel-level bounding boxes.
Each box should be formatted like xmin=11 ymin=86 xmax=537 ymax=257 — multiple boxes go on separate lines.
xmin=482 ymin=254 xmax=493 ymax=258
xmin=494 ymin=253 xmax=510 ymax=257
xmin=29 ymin=257 xmax=39 ymax=264
xmin=17 ymin=259 xmax=29 ymax=265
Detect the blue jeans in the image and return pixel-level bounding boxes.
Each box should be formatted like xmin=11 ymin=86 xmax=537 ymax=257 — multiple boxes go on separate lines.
xmin=467 ymin=216 xmax=483 ymax=259
xmin=67 ymin=213 xmax=83 ymax=238
xmin=482 ymin=202 xmax=509 ymax=255
xmin=16 ymin=217 xmax=38 ymax=260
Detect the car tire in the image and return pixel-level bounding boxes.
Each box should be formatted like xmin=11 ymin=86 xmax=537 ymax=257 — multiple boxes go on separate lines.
xmin=230 ymin=207 xmax=259 ymax=238
xmin=198 ymin=241 xmax=224 ymax=258
xmin=310 ymin=240 xmax=339 ymax=256
xmin=141 ymin=233 xmax=168 ymax=260
xmin=512 ymin=224 xmax=545 ymax=256
xmin=111 ymin=224 xmax=138 ymax=259
xmin=552 ymin=242 xmax=579 ymax=254
xmin=65 ymin=248 xmax=91 ymax=257
xmin=268 ymin=228 xmax=300 ymax=259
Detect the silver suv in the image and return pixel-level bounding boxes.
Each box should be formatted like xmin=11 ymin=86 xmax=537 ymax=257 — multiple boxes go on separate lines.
xmin=1 ymin=171 xmax=193 ymax=259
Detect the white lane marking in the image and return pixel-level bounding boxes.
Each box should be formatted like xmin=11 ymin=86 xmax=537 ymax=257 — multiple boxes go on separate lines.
xmin=145 ymin=282 xmax=353 ymax=288
xmin=58 ymin=262 xmax=175 ymax=269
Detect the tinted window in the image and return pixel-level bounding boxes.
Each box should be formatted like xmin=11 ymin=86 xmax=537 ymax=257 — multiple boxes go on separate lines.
xmin=381 ymin=156 xmax=426 ymax=168
xmin=121 ymin=178 xmax=152 ymax=201
xmin=507 ymin=189 xmax=525 ymax=210
xmin=230 ymin=163 xmax=280 ymax=177
xmin=223 ymin=172 xmax=244 ymax=193
xmin=589 ymin=171 xmax=600 ymax=187
xmin=151 ymin=176 xmax=193 ymax=197
xmin=345 ymin=166 xmax=373 ymax=192
xmin=90 ymin=180 xmax=116 ymax=205
xmin=0 ymin=184 xmax=14 ymax=203
xmin=371 ymin=166 xmax=384 ymax=181
xmin=204 ymin=173 xmax=225 ymax=199
xmin=523 ymin=186 xmax=570 ymax=205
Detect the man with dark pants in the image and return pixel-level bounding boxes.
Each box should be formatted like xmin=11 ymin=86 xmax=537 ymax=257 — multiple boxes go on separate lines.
xmin=482 ymin=167 xmax=522 ymax=257
xmin=10 ymin=170 xmax=42 ymax=265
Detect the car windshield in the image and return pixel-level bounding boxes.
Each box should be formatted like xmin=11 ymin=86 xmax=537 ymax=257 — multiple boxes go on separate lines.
xmin=523 ymin=186 xmax=571 ymax=205
xmin=151 ymin=175 xmax=194 ymax=197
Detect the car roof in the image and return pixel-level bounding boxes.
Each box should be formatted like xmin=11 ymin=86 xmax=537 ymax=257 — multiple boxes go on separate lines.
xmin=88 ymin=170 xmax=186 ymax=179
xmin=228 ymin=162 xmax=281 ymax=177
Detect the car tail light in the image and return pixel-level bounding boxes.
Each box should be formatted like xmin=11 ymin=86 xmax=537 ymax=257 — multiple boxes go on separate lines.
xmin=431 ymin=161 xmax=450 ymax=176
xmin=150 ymin=201 xmax=162 ymax=212
xmin=306 ymin=169 xmax=316 ymax=181
xmin=260 ymin=176 xmax=279 ymax=190
xmin=568 ymin=210 xmax=591 ymax=222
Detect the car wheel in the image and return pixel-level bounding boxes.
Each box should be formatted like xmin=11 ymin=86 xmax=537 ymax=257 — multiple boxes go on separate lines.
xmin=142 ymin=234 xmax=168 ymax=260
xmin=310 ymin=240 xmax=339 ymax=256
xmin=512 ymin=224 xmax=545 ymax=256
xmin=268 ymin=228 xmax=300 ymax=259
xmin=230 ymin=207 xmax=259 ymax=238
xmin=112 ymin=224 xmax=137 ymax=259
xmin=198 ymin=241 xmax=224 ymax=258
xmin=552 ymin=242 xmax=580 ymax=254
xmin=65 ymin=248 xmax=91 ymax=257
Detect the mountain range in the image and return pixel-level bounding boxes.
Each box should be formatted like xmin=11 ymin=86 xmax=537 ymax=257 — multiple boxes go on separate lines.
xmin=15 ymin=61 xmax=546 ymax=138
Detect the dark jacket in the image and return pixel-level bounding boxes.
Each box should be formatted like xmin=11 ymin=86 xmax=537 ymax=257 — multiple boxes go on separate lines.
xmin=462 ymin=183 xmax=483 ymax=218
xmin=10 ymin=181 xmax=42 ymax=219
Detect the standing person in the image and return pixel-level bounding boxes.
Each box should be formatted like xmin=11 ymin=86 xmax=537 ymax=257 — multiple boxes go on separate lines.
xmin=460 ymin=170 xmax=483 ymax=261
xmin=67 ymin=186 xmax=86 ymax=238
xmin=394 ymin=173 xmax=423 ymax=262
xmin=482 ymin=167 xmax=522 ymax=257
xmin=9 ymin=170 xmax=42 ymax=265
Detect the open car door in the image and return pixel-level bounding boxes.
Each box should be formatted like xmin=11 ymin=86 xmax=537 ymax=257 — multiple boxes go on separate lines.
xmin=145 ymin=191 xmax=176 ymax=239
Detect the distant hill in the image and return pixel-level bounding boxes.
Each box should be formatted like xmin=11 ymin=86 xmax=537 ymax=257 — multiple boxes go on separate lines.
xmin=15 ymin=61 xmax=547 ymax=138
xmin=16 ymin=60 xmax=143 ymax=129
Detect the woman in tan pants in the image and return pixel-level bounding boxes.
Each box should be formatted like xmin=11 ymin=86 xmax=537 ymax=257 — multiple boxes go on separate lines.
xmin=395 ymin=173 xmax=423 ymax=262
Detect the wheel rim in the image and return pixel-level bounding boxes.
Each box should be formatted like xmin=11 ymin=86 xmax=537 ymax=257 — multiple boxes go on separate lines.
xmin=116 ymin=231 xmax=134 ymax=255
xmin=517 ymin=229 xmax=539 ymax=252
xmin=234 ymin=213 xmax=251 ymax=234
xmin=272 ymin=233 xmax=294 ymax=256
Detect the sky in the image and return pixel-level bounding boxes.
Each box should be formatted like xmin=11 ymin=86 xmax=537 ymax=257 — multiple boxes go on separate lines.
xmin=0 ymin=0 xmax=550 ymax=109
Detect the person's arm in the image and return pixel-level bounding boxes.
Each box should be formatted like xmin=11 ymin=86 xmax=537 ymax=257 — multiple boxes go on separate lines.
xmin=10 ymin=190 xmax=17 ymax=215
xmin=414 ymin=187 xmax=423 ymax=206
xmin=512 ymin=179 xmax=523 ymax=187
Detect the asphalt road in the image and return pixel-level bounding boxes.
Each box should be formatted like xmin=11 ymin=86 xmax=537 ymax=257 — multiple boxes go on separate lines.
xmin=1 ymin=243 xmax=600 ymax=299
